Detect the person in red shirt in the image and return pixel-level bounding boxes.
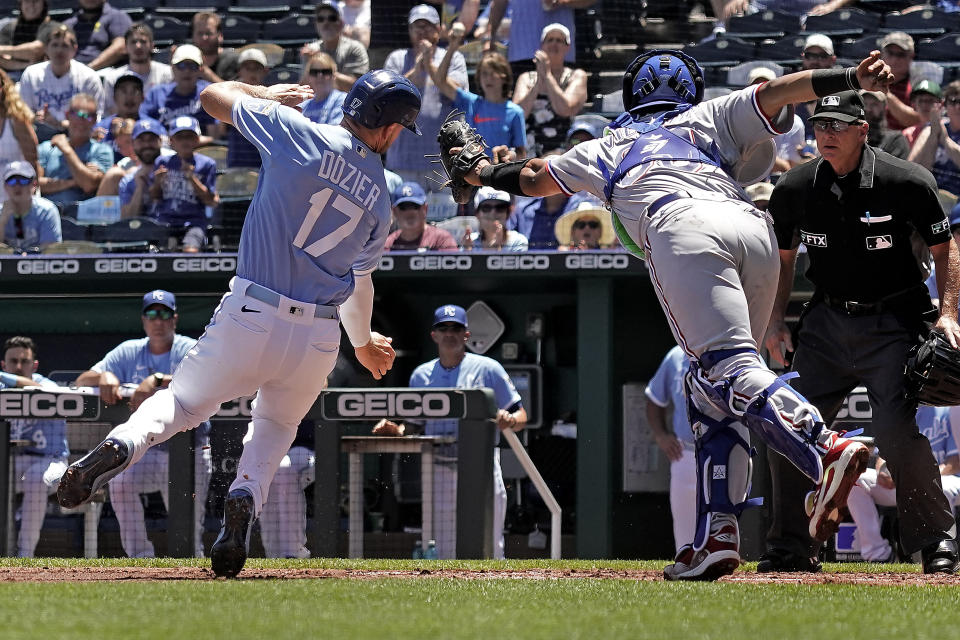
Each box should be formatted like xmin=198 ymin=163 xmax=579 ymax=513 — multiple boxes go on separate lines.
xmin=880 ymin=31 xmax=921 ymax=131
xmin=383 ymin=181 xmax=458 ymax=251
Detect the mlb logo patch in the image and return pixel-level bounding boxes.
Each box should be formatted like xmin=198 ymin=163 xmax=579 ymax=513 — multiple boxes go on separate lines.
xmin=866 ymin=235 xmax=893 ymax=250
xmin=801 ymin=231 xmax=827 ymax=247
xmin=821 ymin=95 xmax=841 ymax=106
xmin=713 ymin=465 xmax=726 ymax=480
xmin=932 ymin=218 xmax=949 ymax=234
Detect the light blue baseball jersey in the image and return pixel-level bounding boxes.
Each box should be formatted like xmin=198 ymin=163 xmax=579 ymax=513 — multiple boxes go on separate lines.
xmin=91 ymin=334 xmax=210 ymax=441
xmin=0 ymin=373 xmax=68 ymax=457
xmin=918 ymin=405 xmax=957 ymax=467
xmin=644 ymin=345 xmax=695 ymax=444
xmin=409 ymin=352 xmax=522 ymax=438
xmin=299 ymin=90 xmax=346 ymax=126
xmin=230 ymin=96 xmax=392 ymax=306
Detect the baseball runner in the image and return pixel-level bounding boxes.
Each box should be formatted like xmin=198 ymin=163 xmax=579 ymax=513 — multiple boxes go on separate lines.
xmin=58 ymin=69 xmax=421 ymax=577
xmin=441 ymin=49 xmax=894 ymax=580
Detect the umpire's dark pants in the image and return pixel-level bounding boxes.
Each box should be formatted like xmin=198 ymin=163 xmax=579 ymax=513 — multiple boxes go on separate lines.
xmin=766 ymin=302 xmax=956 ymax=557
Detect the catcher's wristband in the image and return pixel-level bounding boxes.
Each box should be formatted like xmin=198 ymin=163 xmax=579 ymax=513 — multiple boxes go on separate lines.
xmin=478 ymin=159 xmax=530 ymax=195
xmin=810 ymin=68 xmax=861 ymax=97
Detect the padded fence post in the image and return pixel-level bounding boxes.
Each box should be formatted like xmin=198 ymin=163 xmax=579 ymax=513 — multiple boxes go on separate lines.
xmin=313 ymin=420 xmax=341 ymax=558
xmin=0 ymin=420 xmax=9 ymax=557
xmin=456 ymin=389 xmax=497 ymax=558
xmin=167 ymin=429 xmax=195 ymax=558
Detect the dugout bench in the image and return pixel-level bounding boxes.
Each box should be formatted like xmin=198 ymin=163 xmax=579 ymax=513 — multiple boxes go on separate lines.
xmin=0 ymin=387 xmax=498 ymax=559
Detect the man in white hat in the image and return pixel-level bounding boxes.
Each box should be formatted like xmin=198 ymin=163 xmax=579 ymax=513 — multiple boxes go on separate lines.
xmin=797 ymin=34 xmax=837 ymax=137
xmin=140 ymin=43 xmax=216 ymax=144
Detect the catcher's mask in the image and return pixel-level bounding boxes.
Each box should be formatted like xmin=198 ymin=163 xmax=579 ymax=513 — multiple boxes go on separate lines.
xmin=622 ymin=49 xmax=705 ymax=118
xmin=344 ymin=69 xmax=423 ymax=135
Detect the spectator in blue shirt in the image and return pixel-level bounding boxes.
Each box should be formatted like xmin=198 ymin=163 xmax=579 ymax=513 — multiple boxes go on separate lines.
xmin=37 ymin=92 xmax=113 ymax=207
xmin=429 ymin=31 xmax=525 ymax=158
xmin=116 ymin=117 xmax=166 ymax=218
xmin=0 ymin=336 xmax=70 ymax=557
xmin=149 ymin=115 xmax=218 ymax=251
xmin=0 ymin=161 xmax=60 ymax=251
xmin=140 ymin=44 xmax=215 ymax=143
xmin=298 ymin=51 xmax=346 ymax=126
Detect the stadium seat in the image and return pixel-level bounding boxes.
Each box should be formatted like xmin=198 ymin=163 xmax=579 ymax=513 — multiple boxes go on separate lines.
xmin=881 ymin=9 xmax=960 ymax=37
xmin=111 ymin=0 xmax=161 ymax=11
xmin=221 ymin=15 xmax=263 ymax=47
xmin=262 ymin=15 xmax=317 ymax=47
xmin=146 ymin=15 xmax=190 ymax=48
xmin=0 ymin=243 xmax=14 ymax=255
xmin=42 ymin=241 xmax=102 ymax=255
xmin=727 ymin=61 xmax=785 ymax=86
xmin=682 ymin=37 xmax=757 ymax=68
xmin=725 ymin=10 xmax=801 ymax=40
xmin=227 ymin=0 xmax=294 ymax=21
xmin=89 ymin=218 xmax=169 ymax=248
xmin=197 ymin=143 xmax=229 ymax=171
xmin=264 ymin=65 xmax=300 ymax=85
xmin=756 ymin=35 xmax=808 ymax=65
xmin=838 ymin=33 xmax=887 ymax=60
xmin=59 ymin=217 xmax=90 ymax=241
xmin=217 ymin=169 xmax=259 ymax=199
xmin=917 ymin=33 xmax=960 ymax=70
xmin=804 ymin=8 xmax=882 ymax=39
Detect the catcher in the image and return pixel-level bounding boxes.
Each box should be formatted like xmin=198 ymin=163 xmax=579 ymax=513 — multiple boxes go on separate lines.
xmin=435 ymin=49 xmax=899 ymax=581
xmin=763 ymin=90 xmax=960 ymax=575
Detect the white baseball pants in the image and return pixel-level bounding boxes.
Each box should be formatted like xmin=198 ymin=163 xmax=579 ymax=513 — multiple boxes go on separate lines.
xmin=107 ymin=276 xmax=341 ymax=519
xmin=258 ymin=445 xmax=314 ymax=558
xmin=432 ymin=448 xmax=506 ymax=559
xmin=15 ymin=455 xmax=68 ymax=557
xmin=669 ymin=445 xmax=697 ymax=553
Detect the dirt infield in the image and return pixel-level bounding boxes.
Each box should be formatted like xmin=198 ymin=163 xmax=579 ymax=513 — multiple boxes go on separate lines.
xmin=2 ymin=566 xmax=960 ymax=585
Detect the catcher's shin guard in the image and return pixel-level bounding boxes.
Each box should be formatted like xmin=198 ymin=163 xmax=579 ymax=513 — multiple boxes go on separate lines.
xmin=691 ymin=418 xmax=760 ymax=550
xmin=688 ymin=349 xmax=824 ymax=483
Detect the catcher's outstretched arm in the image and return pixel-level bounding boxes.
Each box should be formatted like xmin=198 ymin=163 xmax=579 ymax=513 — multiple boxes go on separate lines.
xmin=466 ymin=157 xmax=564 ymax=198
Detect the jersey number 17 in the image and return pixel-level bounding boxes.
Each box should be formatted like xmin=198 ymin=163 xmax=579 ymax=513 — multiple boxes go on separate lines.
xmin=292 ymin=187 xmax=365 ymax=257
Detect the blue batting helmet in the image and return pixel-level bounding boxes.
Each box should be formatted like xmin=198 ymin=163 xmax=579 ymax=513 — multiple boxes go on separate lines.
xmin=343 ymin=70 xmax=423 ymax=135
xmin=622 ymin=49 xmax=705 ymax=116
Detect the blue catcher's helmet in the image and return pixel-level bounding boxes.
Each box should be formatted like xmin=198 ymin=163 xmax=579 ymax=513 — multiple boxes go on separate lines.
xmin=344 ymin=70 xmax=423 ymax=135
xmin=622 ymin=49 xmax=705 ymax=117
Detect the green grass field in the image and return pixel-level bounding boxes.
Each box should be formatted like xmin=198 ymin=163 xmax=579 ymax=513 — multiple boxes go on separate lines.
xmin=3 ymin=558 xmax=960 ymax=640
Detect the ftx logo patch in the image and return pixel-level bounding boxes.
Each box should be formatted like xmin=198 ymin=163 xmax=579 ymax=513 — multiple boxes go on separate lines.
xmin=801 ymin=231 xmax=827 ymax=247
xmin=866 ymin=235 xmax=893 ymax=250
xmin=932 ymin=218 xmax=950 ymax=234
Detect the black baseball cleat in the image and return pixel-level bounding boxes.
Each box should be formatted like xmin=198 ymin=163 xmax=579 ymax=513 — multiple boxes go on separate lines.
xmin=756 ymin=548 xmax=822 ymax=573
xmin=921 ymin=539 xmax=959 ymax=574
xmin=57 ymin=437 xmax=132 ymax=509
xmin=211 ymin=488 xmax=255 ymax=578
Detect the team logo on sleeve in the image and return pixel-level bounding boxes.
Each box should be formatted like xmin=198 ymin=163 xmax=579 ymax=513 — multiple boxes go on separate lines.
xmin=800 ymin=231 xmax=827 ymax=247
xmin=866 ymin=235 xmax=893 ymax=250
xmin=932 ymin=218 xmax=949 ymax=234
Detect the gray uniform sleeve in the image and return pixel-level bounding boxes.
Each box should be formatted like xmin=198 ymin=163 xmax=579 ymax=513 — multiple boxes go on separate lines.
xmin=544 ymin=137 xmax=614 ymax=198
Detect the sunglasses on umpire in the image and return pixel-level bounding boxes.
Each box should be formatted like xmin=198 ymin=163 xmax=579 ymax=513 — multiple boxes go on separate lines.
xmin=5 ymin=176 xmax=32 ymax=186
xmin=812 ymin=120 xmax=862 ymax=132
xmin=573 ymin=219 xmax=600 ymax=230
xmin=143 ymin=308 xmax=174 ymax=320
xmin=308 ymin=68 xmax=334 ymax=77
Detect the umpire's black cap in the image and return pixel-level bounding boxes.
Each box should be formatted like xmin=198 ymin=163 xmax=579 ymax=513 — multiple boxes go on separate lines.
xmin=810 ymin=91 xmax=866 ymax=123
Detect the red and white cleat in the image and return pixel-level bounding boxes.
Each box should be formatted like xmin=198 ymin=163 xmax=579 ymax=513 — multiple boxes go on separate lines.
xmin=663 ymin=515 xmax=741 ymax=581
xmin=806 ymin=431 xmax=869 ymax=542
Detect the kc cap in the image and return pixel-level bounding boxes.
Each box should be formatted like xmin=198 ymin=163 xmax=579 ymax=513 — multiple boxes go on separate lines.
xmin=142 ymin=289 xmax=176 ymax=313
xmin=408 ymin=4 xmax=440 ymax=25
xmin=810 ymin=90 xmax=865 ymax=123
xmin=3 ymin=160 xmax=35 ymax=181
xmin=132 ymin=117 xmax=165 ymax=139
xmin=168 ymin=115 xmax=201 ymax=137
xmin=433 ymin=304 xmax=468 ymax=328
xmin=473 ymin=186 xmax=511 ymax=208
xmin=392 ymin=181 xmax=427 ymax=207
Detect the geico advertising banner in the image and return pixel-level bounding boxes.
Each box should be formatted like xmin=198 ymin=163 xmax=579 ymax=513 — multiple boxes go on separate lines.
xmin=0 ymin=389 xmax=100 ymax=419
xmin=321 ymin=389 xmax=467 ymax=420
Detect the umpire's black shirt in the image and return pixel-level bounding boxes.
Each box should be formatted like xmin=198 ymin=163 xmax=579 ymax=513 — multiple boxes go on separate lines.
xmin=769 ymin=144 xmax=951 ymax=302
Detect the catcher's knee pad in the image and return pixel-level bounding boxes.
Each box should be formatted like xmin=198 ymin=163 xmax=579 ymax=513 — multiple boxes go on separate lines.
xmin=689 ymin=348 xmax=824 ymax=483
xmin=692 ymin=421 xmax=760 ymax=550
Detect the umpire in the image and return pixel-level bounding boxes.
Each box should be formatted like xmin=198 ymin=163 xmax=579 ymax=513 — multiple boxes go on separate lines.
xmin=763 ymin=90 xmax=960 ymax=574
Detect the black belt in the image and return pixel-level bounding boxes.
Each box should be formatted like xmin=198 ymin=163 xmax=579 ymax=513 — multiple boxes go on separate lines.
xmin=645 ymin=192 xmax=690 ymax=217
xmin=820 ymin=288 xmax=918 ymax=316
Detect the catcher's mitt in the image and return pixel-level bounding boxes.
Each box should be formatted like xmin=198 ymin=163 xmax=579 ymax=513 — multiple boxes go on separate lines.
xmin=904 ymin=330 xmax=960 ymax=406
xmin=427 ymin=110 xmax=490 ymax=204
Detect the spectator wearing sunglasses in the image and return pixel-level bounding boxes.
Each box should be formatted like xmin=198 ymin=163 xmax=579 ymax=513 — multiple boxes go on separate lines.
xmin=0 ymin=160 xmax=60 ymax=251
xmin=301 ymin=2 xmax=369 ymax=92
xmin=18 ymin=25 xmax=104 ymax=140
xmin=462 ymin=187 xmax=527 ymax=251
xmin=149 ymin=115 xmax=218 ymax=252
xmin=140 ymin=44 xmax=216 ymax=145
xmin=298 ymin=52 xmax=346 ymax=126
xmin=383 ymin=180 xmax=457 ymax=252
xmin=36 ymin=92 xmax=112 ymax=207
xmin=74 ymin=290 xmax=212 ymax=559
xmin=910 ymin=80 xmax=960 ymax=197
xmin=795 ymin=34 xmax=836 ymax=139
xmin=554 ymin=199 xmax=614 ymax=251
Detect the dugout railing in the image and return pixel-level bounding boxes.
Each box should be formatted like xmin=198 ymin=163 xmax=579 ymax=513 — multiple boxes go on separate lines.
xmin=0 ymin=386 xmax=508 ymax=559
